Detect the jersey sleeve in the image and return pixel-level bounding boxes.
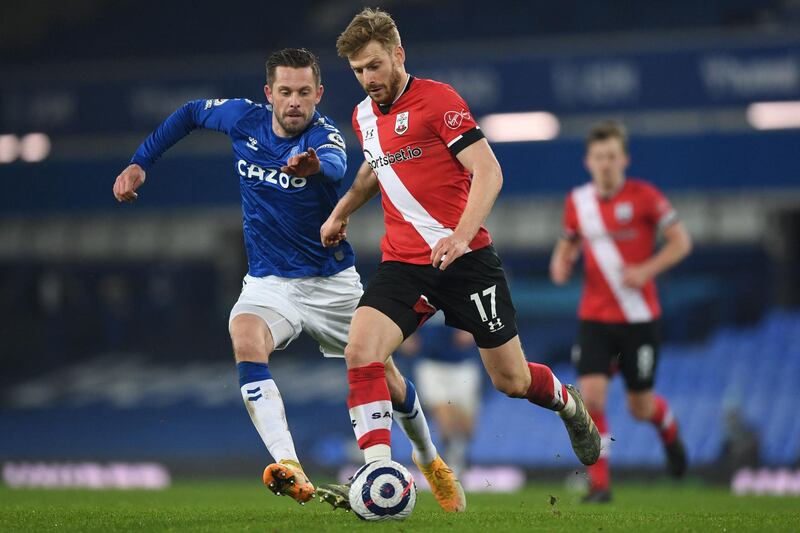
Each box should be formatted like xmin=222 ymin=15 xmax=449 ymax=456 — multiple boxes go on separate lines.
xmin=563 ymin=193 xmax=580 ymax=241
xmin=642 ymin=182 xmax=678 ymax=231
xmin=130 ymin=98 xmax=250 ymax=170
xmin=305 ymin=117 xmax=347 ymax=183
xmin=425 ymin=83 xmax=485 ymax=156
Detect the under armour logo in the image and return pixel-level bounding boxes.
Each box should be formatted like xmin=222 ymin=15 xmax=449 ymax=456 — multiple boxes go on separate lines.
xmin=488 ymin=318 xmax=505 ymax=332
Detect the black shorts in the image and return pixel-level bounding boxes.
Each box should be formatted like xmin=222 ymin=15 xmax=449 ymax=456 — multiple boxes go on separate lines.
xmin=573 ymin=320 xmax=661 ymax=391
xmin=358 ymin=245 xmax=518 ymax=349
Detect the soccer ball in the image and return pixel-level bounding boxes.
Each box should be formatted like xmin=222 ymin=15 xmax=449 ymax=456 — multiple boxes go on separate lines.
xmin=348 ymin=460 xmax=417 ymax=521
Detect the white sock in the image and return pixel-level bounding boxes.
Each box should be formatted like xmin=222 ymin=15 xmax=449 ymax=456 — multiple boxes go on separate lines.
xmin=239 ymin=371 xmax=298 ymax=463
xmin=558 ymin=390 xmax=577 ymax=419
xmin=444 ymin=435 xmax=469 ymax=477
xmin=364 ymin=444 xmax=392 ymax=464
xmin=393 ymin=379 xmax=438 ymax=465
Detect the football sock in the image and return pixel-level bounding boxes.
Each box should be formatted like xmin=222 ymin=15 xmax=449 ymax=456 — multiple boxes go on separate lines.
xmin=525 ymin=363 xmax=575 ymax=417
xmin=348 ymin=362 xmax=393 ymax=463
xmin=588 ymin=409 xmax=611 ymax=491
xmin=443 ymin=435 xmax=469 ymax=477
xmin=237 ymin=361 xmax=298 ymax=463
xmin=650 ymin=395 xmax=678 ymax=445
xmin=392 ymin=377 xmax=438 ymax=466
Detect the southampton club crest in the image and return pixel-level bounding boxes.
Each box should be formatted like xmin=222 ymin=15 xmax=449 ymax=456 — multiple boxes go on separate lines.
xmin=615 ymin=201 xmax=634 ymax=224
xmin=395 ymin=111 xmax=409 ymax=135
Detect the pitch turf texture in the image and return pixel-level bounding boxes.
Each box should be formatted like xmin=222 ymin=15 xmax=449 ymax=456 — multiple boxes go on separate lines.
xmin=2 ymin=480 xmax=798 ymax=532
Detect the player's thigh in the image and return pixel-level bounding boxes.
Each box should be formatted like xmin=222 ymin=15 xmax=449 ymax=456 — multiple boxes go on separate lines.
xmin=295 ymin=266 xmax=363 ymax=358
xmin=574 ymin=321 xmax=618 ymax=380
xmin=437 ymin=245 xmax=519 ymax=351
xmin=228 ymin=274 xmax=302 ymax=361
xmin=618 ymin=321 xmax=661 ymax=392
xmin=345 ymin=306 xmax=405 ymax=368
xmin=362 ymin=261 xmax=440 ymax=339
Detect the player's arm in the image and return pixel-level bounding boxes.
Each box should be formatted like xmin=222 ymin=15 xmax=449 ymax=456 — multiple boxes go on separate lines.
xmin=282 ymin=129 xmax=347 ymax=180
xmin=321 ymin=161 xmax=380 ymax=247
xmin=113 ymin=99 xmax=245 ymax=202
xmin=623 ymin=221 xmax=693 ymax=288
xmin=431 ymin=139 xmax=503 ymax=270
xmin=550 ymin=194 xmax=582 ymax=284
xmin=550 ymin=237 xmax=581 ymax=285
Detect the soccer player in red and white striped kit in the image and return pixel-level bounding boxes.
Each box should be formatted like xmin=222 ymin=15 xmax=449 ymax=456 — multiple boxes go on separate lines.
xmin=551 ymin=121 xmax=692 ymax=503
xmin=317 ymin=8 xmax=600 ymax=512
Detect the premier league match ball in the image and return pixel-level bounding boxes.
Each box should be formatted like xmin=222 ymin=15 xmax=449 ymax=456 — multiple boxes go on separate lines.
xmin=348 ymin=460 xmax=417 ymax=521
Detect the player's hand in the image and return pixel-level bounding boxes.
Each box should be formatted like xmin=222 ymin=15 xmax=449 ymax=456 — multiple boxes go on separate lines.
xmin=321 ymin=214 xmax=349 ymax=247
xmin=431 ymin=233 xmax=470 ymax=271
xmin=622 ymin=264 xmax=651 ymax=289
xmin=281 ymin=147 xmax=321 ymax=178
xmin=113 ymin=164 xmax=146 ymax=203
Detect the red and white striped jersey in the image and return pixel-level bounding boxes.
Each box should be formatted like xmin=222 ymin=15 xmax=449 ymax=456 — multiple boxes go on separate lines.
xmin=563 ymin=179 xmax=677 ymax=323
xmin=352 ymin=76 xmax=492 ymax=264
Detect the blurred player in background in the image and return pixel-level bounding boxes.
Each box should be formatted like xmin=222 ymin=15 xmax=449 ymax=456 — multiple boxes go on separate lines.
xmin=112 ymin=48 xmax=444 ymax=507
xmin=550 ymin=121 xmax=692 ymax=502
xmin=399 ymin=318 xmax=482 ymax=477
xmin=318 ymin=8 xmax=600 ymax=513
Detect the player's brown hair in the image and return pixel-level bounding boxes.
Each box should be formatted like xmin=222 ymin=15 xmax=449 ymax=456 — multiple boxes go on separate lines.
xmin=336 ymin=8 xmax=401 ymax=58
xmin=266 ymin=48 xmax=321 ymax=87
xmin=586 ymin=120 xmax=629 ymax=153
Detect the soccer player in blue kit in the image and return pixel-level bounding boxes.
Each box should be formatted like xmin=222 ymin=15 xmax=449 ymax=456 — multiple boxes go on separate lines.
xmin=112 ymin=48 xmax=450 ymax=507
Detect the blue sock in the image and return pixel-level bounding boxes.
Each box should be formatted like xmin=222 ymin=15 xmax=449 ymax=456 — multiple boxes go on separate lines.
xmin=393 ymin=377 xmax=417 ymax=414
xmin=237 ymin=361 xmax=272 ymax=387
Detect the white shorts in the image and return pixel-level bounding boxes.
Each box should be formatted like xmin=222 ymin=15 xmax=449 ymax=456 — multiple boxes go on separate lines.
xmin=229 ymin=266 xmax=362 ymax=357
xmin=415 ymin=359 xmax=482 ymax=416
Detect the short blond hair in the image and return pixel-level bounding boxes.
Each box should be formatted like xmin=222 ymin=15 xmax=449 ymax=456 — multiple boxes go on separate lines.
xmin=336 ymin=8 xmax=401 ymax=58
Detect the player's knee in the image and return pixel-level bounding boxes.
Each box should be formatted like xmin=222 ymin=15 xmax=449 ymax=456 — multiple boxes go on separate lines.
xmin=582 ymin=395 xmax=605 ymax=413
xmin=229 ymin=326 xmax=268 ymax=362
xmin=344 ymin=341 xmax=380 ymax=367
xmin=627 ymin=397 xmax=651 ymax=420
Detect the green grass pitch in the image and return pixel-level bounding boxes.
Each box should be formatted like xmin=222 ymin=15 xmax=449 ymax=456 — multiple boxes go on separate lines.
xmin=2 ymin=480 xmax=798 ymax=532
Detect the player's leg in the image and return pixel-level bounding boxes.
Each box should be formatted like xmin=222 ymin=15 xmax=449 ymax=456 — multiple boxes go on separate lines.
xmin=347 ymin=262 xmax=466 ymax=512
xmin=619 ymin=321 xmax=687 ymax=478
xmin=344 ymin=305 xmax=405 ymax=464
xmin=384 ymin=357 xmax=438 ymax=466
xmin=477 ymin=337 xmax=599 ymax=465
xmin=229 ymin=278 xmax=311 ymax=503
xmin=573 ymin=321 xmax=616 ymax=502
xmin=302 ymin=266 xmax=459 ymax=510
xmin=440 ymin=246 xmax=600 ymax=465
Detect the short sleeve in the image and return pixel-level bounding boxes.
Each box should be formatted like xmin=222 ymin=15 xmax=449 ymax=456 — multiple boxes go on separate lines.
xmin=426 ymin=83 xmax=485 ymax=156
xmin=642 ymin=183 xmax=678 ymax=231
xmin=563 ymin=194 xmax=580 ymax=241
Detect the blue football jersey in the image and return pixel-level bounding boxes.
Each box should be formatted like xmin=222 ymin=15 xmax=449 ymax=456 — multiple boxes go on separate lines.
xmin=130 ymin=98 xmax=354 ymax=278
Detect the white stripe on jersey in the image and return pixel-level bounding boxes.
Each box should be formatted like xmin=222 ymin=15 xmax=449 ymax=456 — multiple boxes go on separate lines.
xmin=572 ymin=183 xmax=653 ymax=323
xmin=355 ymin=98 xmax=462 ymax=251
xmin=349 ymin=399 xmax=393 ymax=442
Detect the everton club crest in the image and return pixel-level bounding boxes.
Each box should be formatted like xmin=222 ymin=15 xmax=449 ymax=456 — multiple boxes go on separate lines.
xmin=395 ymin=111 xmax=409 ymax=135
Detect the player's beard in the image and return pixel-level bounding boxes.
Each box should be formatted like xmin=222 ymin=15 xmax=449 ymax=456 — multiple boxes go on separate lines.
xmin=366 ymin=62 xmax=405 ymax=105
xmin=275 ymin=110 xmax=310 ymax=137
